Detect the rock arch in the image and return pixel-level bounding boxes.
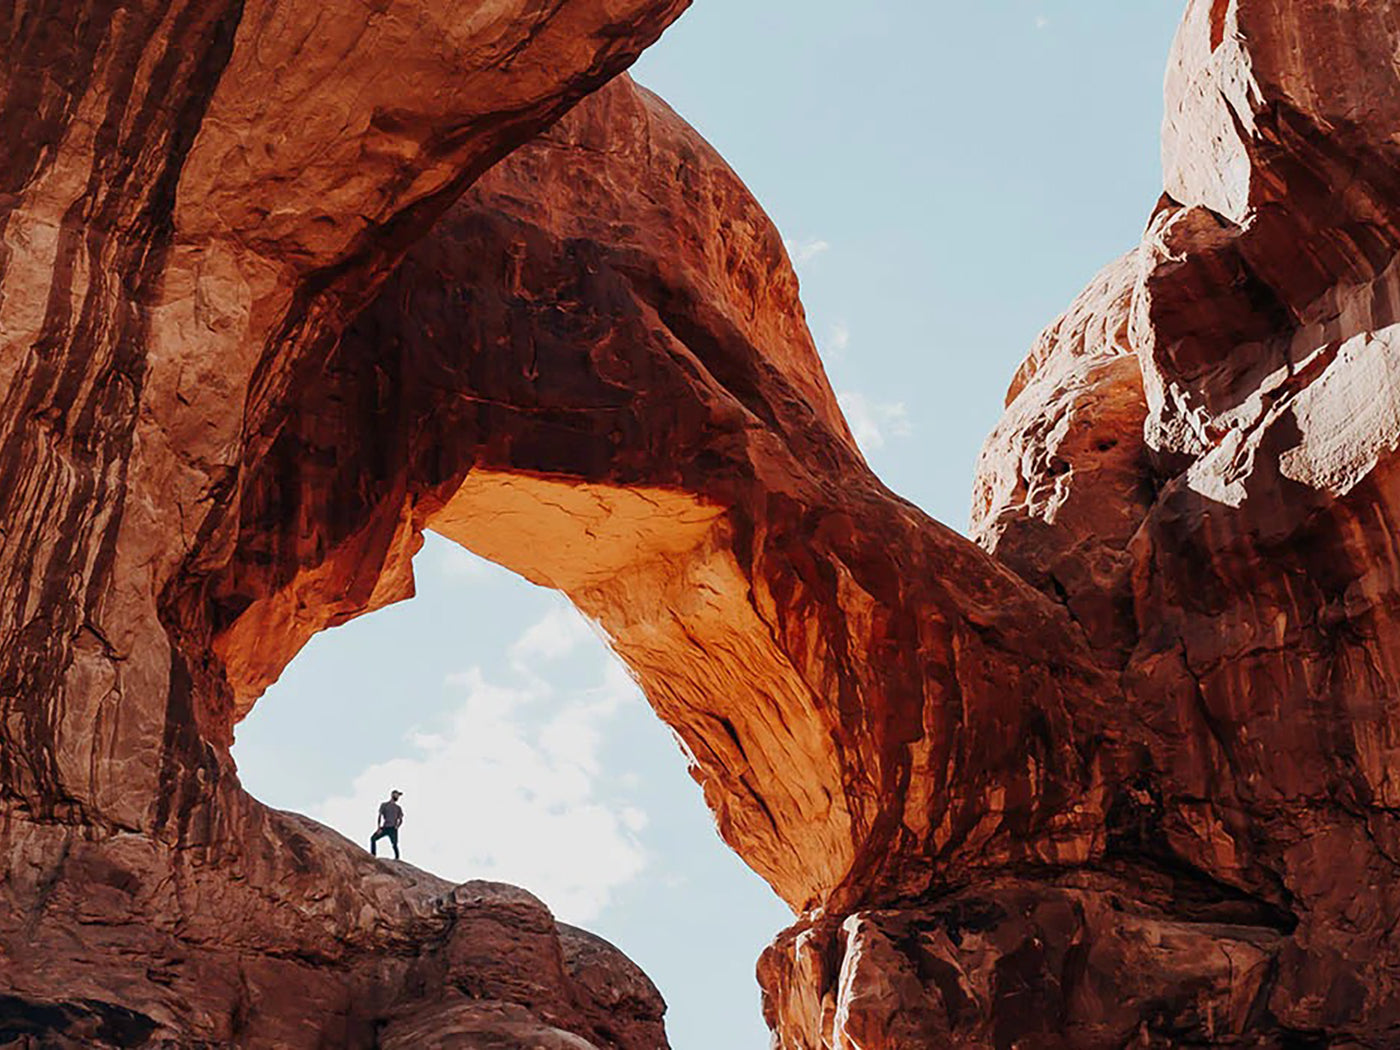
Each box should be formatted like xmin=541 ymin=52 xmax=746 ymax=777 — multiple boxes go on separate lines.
xmin=196 ymin=75 xmax=1110 ymax=919
xmin=9 ymin=0 xmax=1400 ymax=1046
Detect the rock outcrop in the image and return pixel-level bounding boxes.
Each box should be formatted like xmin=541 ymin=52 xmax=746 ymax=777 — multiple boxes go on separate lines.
xmin=9 ymin=0 xmax=1400 ymax=1047
xmin=959 ymin=0 xmax=1400 ymax=1045
xmin=0 ymin=1 xmax=687 ymax=1045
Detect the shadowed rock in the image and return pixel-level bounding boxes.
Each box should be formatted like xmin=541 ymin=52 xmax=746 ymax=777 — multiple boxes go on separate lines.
xmin=8 ymin=0 xmax=1400 ymax=1047
xmin=0 ymin=1 xmax=686 ymax=1045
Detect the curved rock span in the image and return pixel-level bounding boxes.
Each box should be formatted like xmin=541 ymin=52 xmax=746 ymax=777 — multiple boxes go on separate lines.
xmin=5 ymin=0 xmax=1400 ymax=1047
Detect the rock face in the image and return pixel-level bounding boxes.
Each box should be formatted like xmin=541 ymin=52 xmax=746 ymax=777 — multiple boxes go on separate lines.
xmin=958 ymin=0 xmax=1400 ymax=1045
xmin=0 ymin=1 xmax=687 ymax=1046
xmin=8 ymin=0 xmax=1400 ymax=1048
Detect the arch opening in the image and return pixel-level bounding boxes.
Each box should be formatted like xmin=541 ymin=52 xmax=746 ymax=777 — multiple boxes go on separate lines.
xmin=230 ymin=530 xmax=793 ymax=1049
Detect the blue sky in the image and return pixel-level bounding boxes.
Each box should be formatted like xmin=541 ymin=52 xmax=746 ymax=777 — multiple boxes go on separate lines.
xmin=233 ymin=3 xmax=1185 ymax=1046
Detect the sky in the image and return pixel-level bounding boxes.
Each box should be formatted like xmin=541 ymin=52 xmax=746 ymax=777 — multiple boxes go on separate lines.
xmin=231 ymin=3 xmax=1186 ymax=1047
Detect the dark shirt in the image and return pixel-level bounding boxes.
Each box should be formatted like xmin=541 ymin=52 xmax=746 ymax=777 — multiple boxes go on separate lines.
xmin=378 ymin=801 xmax=403 ymax=828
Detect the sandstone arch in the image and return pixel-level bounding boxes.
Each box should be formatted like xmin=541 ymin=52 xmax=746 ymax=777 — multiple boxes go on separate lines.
xmin=10 ymin=0 xmax=1400 ymax=1047
xmin=198 ymin=76 xmax=1113 ymax=920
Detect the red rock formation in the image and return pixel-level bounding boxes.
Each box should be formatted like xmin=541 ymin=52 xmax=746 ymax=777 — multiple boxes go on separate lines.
xmin=0 ymin=1 xmax=686 ymax=1045
xmin=211 ymin=73 xmax=1112 ymax=924
xmin=959 ymin=0 xmax=1400 ymax=1044
xmin=9 ymin=0 xmax=1400 ymax=1047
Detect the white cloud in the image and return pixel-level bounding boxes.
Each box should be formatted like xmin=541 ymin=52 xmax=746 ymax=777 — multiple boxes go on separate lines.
xmin=822 ymin=322 xmax=851 ymax=359
xmin=310 ymin=606 xmax=649 ymax=924
xmin=1035 ymin=14 xmax=1049 ymax=29
xmin=784 ymin=236 xmax=830 ymax=266
xmin=837 ymin=391 xmax=913 ymax=453
xmin=509 ymin=602 xmax=595 ymax=669
xmin=436 ymin=539 xmax=491 ymax=581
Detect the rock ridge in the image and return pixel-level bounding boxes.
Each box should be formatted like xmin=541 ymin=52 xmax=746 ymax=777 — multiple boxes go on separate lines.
xmin=9 ymin=0 xmax=1400 ymax=1047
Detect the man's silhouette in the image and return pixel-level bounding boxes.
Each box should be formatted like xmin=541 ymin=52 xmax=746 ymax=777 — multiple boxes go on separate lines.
xmin=370 ymin=790 xmax=404 ymax=859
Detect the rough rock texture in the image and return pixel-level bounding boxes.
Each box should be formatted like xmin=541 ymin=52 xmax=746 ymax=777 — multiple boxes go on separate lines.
xmin=10 ymin=0 xmax=1400 ymax=1048
xmin=219 ymin=73 xmax=1112 ymax=924
xmin=0 ymin=1 xmax=687 ymax=1046
xmin=958 ymin=0 xmax=1400 ymax=1045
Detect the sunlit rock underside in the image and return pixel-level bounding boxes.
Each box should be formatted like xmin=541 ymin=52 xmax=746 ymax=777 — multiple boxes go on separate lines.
xmin=7 ymin=0 xmax=1400 ymax=1047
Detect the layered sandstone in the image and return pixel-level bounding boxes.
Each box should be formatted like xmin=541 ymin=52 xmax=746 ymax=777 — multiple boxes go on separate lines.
xmin=8 ymin=0 xmax=1400 ymax=1047
xmin=0 ymin=1 xmax=687 ymax=1045
xmin=956 ymin=0 xmax=1400 ymax=1044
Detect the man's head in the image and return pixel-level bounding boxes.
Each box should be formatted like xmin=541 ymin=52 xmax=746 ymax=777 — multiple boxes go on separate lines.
xmin=390 ymin=790 xmax=402 ymax=801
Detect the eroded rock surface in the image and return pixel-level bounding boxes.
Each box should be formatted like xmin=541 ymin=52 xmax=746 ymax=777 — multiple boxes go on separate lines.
xmin=9 ymin=0 xmax=1400 ymax=1047
xmin=0 ymin=1 xmax=686 ymax=1045
xmin=959 ymin=0 xmax=1400 ymax=1045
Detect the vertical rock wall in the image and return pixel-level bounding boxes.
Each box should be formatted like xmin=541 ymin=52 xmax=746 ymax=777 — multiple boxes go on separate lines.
xmin=0 ymin=2 xmax=687 ymax=1046
xmin=8 ymin=0 xmax=1400 ymax=1047
xmin=962 ymin=0 xmax=1400 ymax=1045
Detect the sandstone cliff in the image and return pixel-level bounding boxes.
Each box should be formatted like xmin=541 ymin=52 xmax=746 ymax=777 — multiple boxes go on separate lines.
xmin=7 ymin=0 xmax=1400 ymax=1047
xmin=0 ymin=1 xmax=686 ymax=1045
xmin=959 ymin=0 xmax=1400 ymax=1044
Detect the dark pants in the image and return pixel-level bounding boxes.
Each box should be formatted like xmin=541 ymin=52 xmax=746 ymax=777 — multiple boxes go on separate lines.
xmin=370 ymin=825 xmax=399 ymax=859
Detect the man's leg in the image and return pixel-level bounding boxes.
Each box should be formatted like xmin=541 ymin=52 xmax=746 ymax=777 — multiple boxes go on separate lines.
xmin=370 ymin=827 xmax=383 ymax=855
xmin=388 ymin=827 xmax=400 ymax=860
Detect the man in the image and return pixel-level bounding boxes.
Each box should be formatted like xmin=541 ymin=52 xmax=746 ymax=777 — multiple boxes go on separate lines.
xmin=370 ymin=790 xmax=404 ymax=859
